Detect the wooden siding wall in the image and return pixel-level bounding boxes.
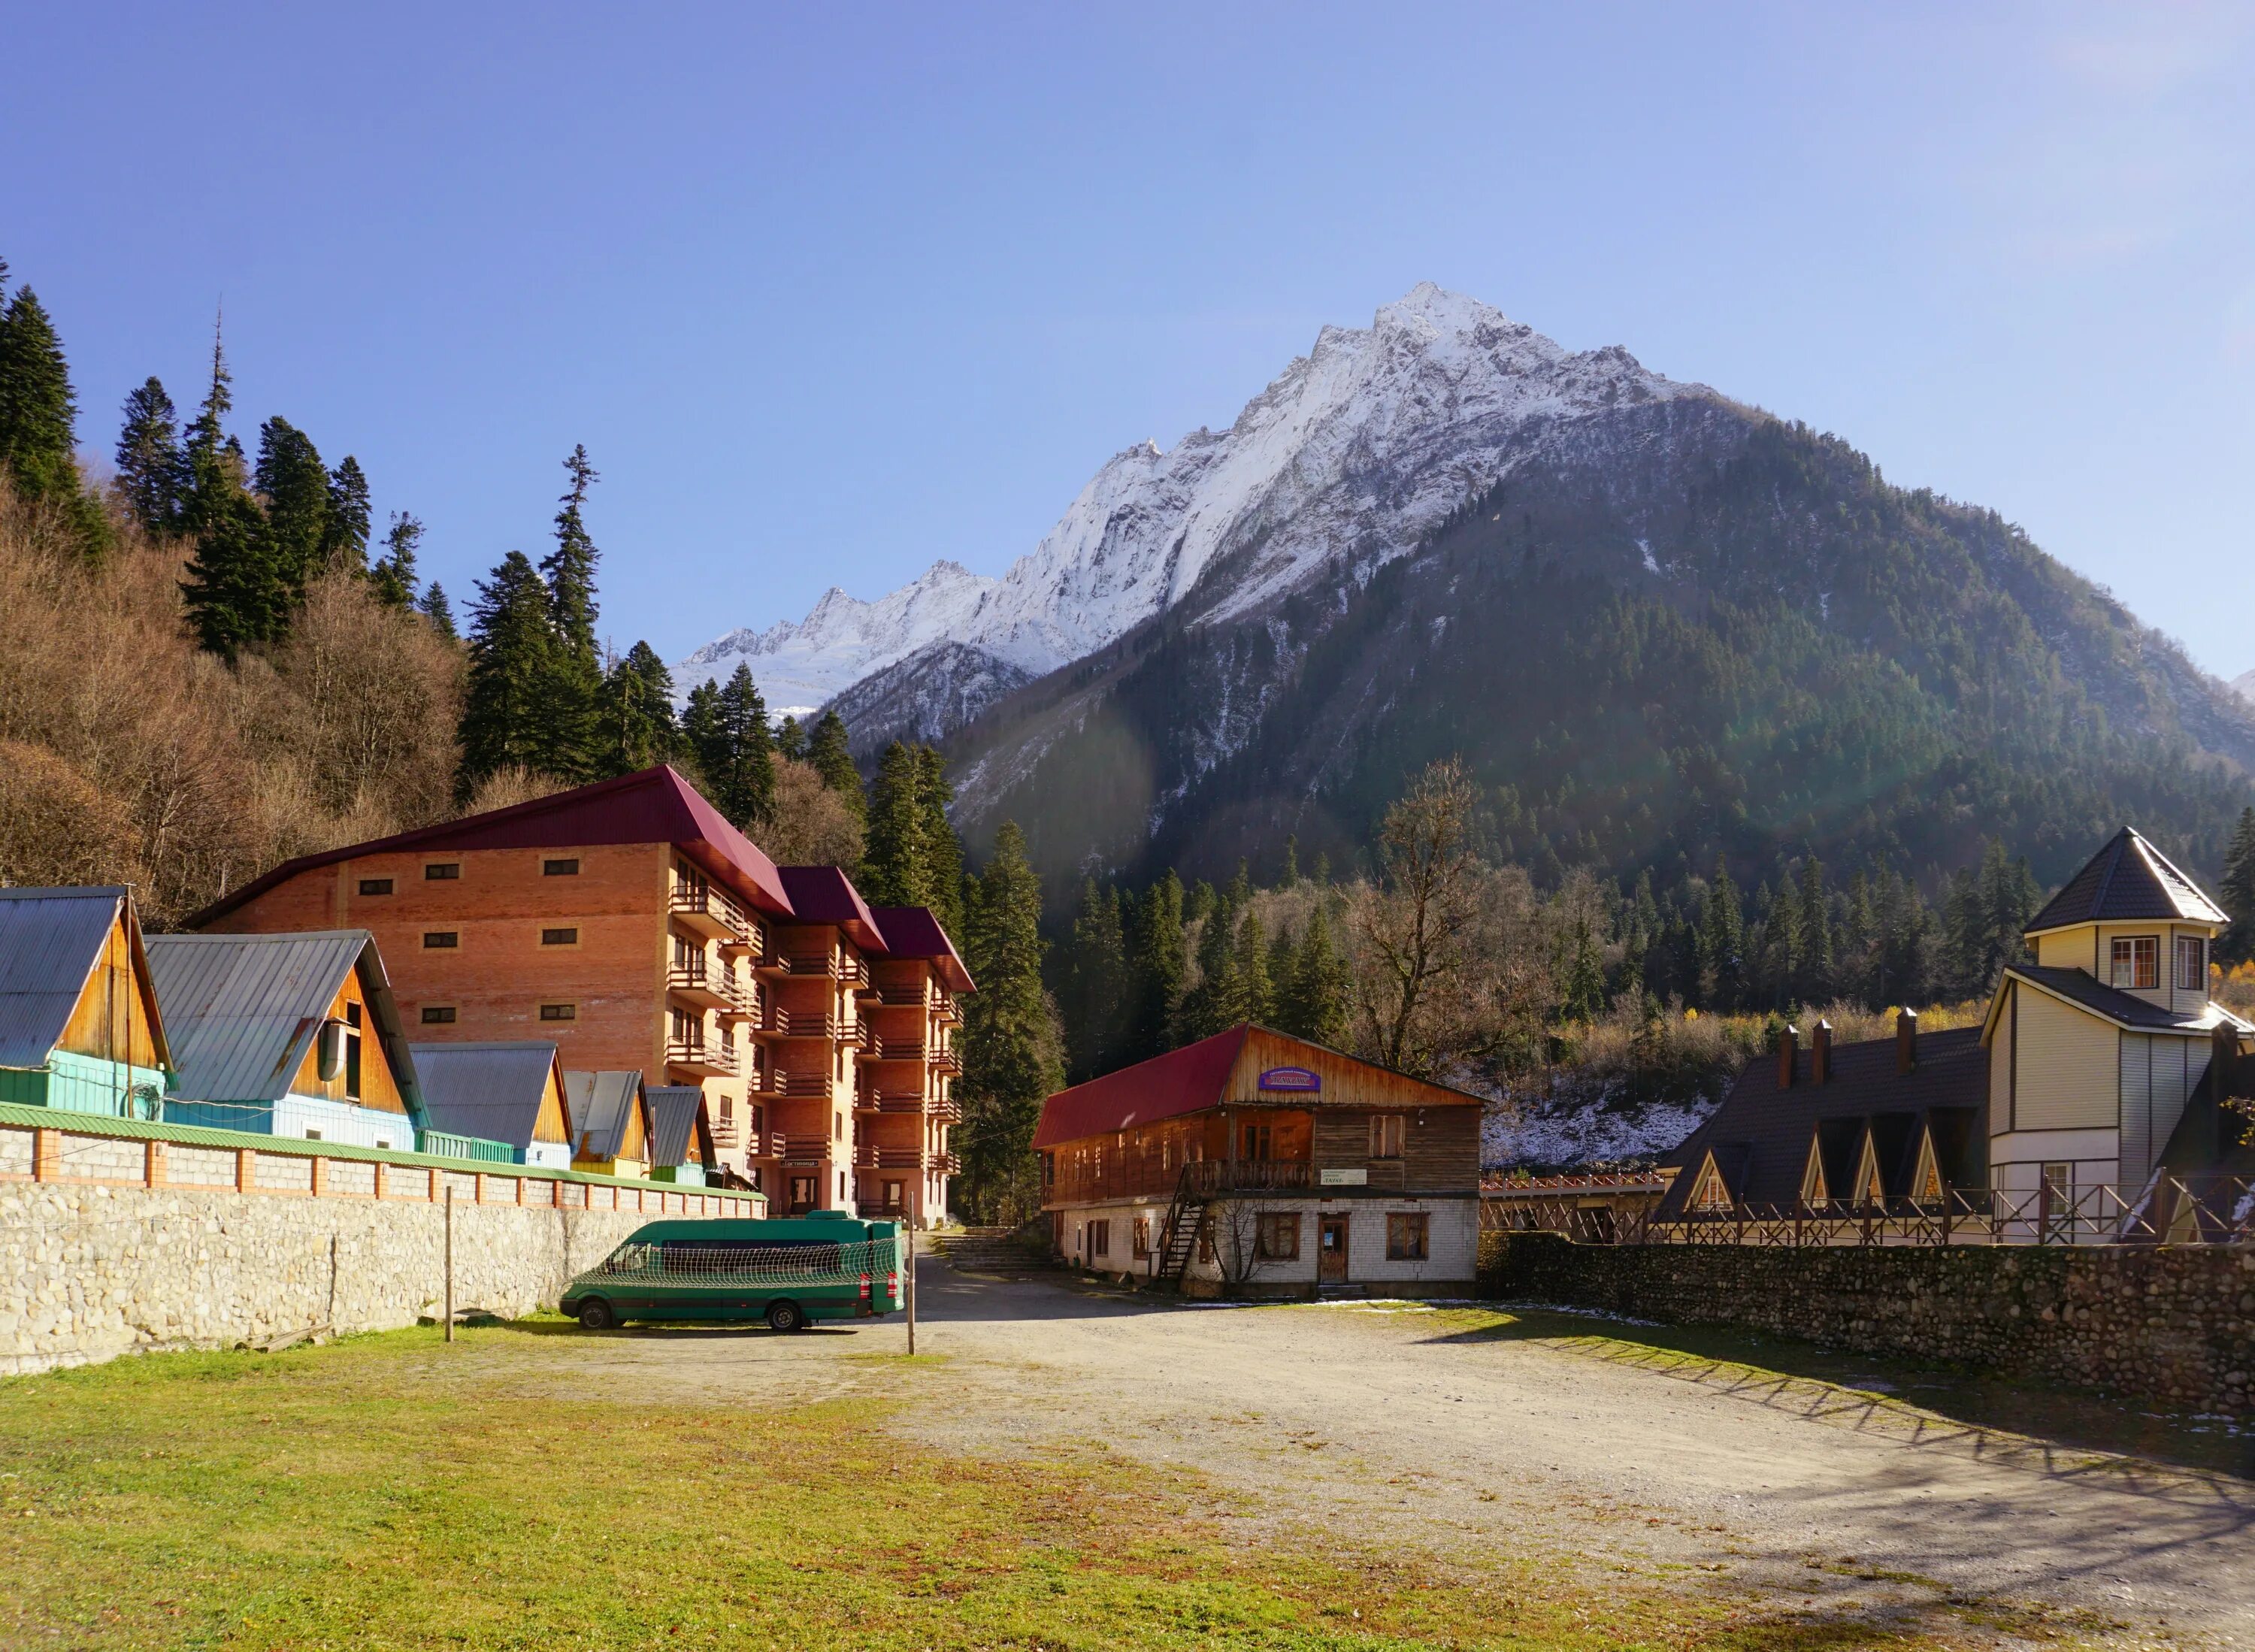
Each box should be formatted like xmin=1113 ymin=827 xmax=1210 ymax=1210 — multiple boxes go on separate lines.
xmin=287 ymin=971 xmax=409 ymax=1115
xmin=2013 ymin=989 xmax=2119 ymax=1131
xmin=533 ymin=1068 xmax=571 ymax=1145
xmin=56 ymin=916 xmax=162 ymax=1070
xmin=1221 ymin=1029 xmax=1475 ymax=1112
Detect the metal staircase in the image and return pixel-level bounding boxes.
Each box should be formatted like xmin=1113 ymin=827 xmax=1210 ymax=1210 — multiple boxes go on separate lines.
xmin=1152 ymin=1171 xmax=1209 ymax=1289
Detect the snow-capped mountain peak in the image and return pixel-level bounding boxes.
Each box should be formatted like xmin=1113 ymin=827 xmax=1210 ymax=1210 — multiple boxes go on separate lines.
xmin=676 ymin=284 xmax=1712 ymax=719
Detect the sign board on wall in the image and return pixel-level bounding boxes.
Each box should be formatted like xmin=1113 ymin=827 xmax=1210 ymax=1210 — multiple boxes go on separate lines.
xmin=1258 ymin=1066 xmax=1321 ymax=1094
xmin=1319 ymin=1168 xmax=1367 ymax=1187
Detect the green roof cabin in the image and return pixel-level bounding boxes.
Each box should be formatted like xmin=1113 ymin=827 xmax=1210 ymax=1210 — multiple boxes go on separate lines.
xmin=145 ymin=930 xmax=425 ymax=1151
xmin=0 ymin=886 xmax=172 ymax=1118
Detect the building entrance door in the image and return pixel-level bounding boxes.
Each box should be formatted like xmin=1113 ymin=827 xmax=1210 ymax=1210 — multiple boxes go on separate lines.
xmin=1318 ymin=1215 xmax=1349 ymax=1284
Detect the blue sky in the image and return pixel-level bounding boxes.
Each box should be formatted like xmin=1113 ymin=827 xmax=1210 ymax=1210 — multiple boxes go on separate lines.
xmin=5 ymin=3 xmax=2250 ymax=673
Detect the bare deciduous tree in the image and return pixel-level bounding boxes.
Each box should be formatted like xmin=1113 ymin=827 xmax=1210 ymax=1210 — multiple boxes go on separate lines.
xmin=758 ymin=758 xmax=865 ymax=868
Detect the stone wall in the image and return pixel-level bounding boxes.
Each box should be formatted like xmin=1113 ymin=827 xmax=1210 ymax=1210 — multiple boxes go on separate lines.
xmin=0 ymin=1181 xmax=673 ymax=1376
xmin=1480 ymin=1231 xmax=2255 ymax=1415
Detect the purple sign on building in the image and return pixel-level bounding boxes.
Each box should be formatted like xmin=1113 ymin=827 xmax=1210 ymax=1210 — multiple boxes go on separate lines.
xmin=1257 ymin=1065 xmax=1321 ymax=1094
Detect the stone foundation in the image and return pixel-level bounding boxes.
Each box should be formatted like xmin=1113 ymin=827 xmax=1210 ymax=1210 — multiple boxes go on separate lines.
xmin=1480 ymin=1232 xmax=2255 ymax=1415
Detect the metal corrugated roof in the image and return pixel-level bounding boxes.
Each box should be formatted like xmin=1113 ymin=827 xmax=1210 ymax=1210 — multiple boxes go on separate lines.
xmin=645 ymin=1085 xmax=707 ymax=1167
xmin=0 ymin=887 xmax=126 ymax=1068
xmin=410 ymin=1041 xmax=565 ymax=1150
xmin=565 ymin=1069 xmax=646 ymax=1159
xmin=146 ymin=931 xmax=420 ymax=1110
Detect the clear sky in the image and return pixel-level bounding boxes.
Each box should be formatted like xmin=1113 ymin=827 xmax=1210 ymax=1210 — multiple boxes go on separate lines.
xmin=5 ymin=3 xmax=2250 ymax=674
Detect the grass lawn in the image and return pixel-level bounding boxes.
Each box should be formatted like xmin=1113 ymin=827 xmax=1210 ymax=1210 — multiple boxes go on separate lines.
xmin=0 ymin=1323 xmax=2108 ymax=1650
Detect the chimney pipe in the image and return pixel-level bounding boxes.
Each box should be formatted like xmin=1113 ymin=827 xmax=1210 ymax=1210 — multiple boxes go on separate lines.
xmin=1896 ymin=1007 xmax=1919 ymax=1075
xmin=1776 ymin=1024 xmax=1799 ymax=1090
xmin=1812 ymin=1019 xmax=1833 ymax=1087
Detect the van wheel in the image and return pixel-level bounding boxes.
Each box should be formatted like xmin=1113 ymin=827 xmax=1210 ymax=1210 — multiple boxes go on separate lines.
xmin=577 ymin=1299 xmax=616 ymax=1330
xmin=765 ymin=1300 xmax=805 ymax=1333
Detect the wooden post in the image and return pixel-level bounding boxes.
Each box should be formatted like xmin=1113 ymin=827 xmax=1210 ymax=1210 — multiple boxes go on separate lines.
xmin=443 ymin=1186 xmax=455 ymax=1343
xmin=905 ymin=1220 xmax=917 ymax=1357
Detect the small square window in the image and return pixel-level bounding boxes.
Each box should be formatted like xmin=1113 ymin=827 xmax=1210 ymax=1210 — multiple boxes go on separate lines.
xmin=1257 ymin=1213 xmax=1300 ymax=1260
xmin=422 ymin=931 xmax=459 ymax=949
xmin=539 ymin=1003 xmax=577 ymax=1022
xmin=1370 ymin=1114 xmax=1406 ymax=1159
xmin=424 ymin=862 xmax=461 ymax=881
xmin=541 ymin=927 xmax=579 ymax=947
xmin=2110 ymin=936 xmax=2158 ymax=991
xmin=421 ymin=1005 xmax=457 ymax=1025
xmin=543 ymin=858 xmax=580 ymax=876
xmin=1385 ymin=1212 xmax=1430 ymax=1261
xmin=358 ymin=878 xmax=394 ymax=897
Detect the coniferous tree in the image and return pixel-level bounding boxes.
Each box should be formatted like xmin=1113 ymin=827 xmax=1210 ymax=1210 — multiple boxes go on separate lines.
xmin=253 ymin=415 xmax=331 ymax=603
xmin=1281 ymin=901 xmax=1351 ymax=1046
xmin=1703 ymin=860 xmax=1745 ymax=1011
xmin=0 ymin=278 xmax=107 ymax=558
xmin=1062 ymin=879 xmax=1129 ymax=1079
xmin=775 ymin=716 xmax=806 ymax=763
xmin=114 ymin=377 xmax=185 ymax=534
xmin=529 ymin=445 xmax=603 ymax=780
xmin=458 ymin=549 xmax=561 ymax=791
xmin=915 ymin=746 xmax=964 ymax=939
xmin=371 ymin=511 xmax=422 ymax=608
xmin=322 ymin=456 xmax=371 ymax=573
xmin=687 ymin=664 xmax=774 ymax=825
xmin=954 ymin=821 xmax=1064 ymax=1222
xmin=1125 ymin=871 xmax=1185 ymax=1060
xmin=1559 ymin=903 xmax=1606 ymax=1022
xmin=1799 ymin=858 xmax=1834 ymax=1003
xmin=2220 ymin=807 xmax=2255 ymax=968
xmin=806 ymin=710 xmax=864 ymax=819
xmin=180 ymin=325 xmax=284 ymax=658
xmin=861 ymin=740 xmax=925 ymax=906
xmin=598 ymin=642 xmax=679 ymax=776
xmin=419 ymin=582 xmax=457 ymax=640
xmin=1229 ymin=906 xmax=1275 ymax=1027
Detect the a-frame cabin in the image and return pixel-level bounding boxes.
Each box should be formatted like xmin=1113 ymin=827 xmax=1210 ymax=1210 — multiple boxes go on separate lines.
xmin=0 ymin=887 xmax=171 ymax=1118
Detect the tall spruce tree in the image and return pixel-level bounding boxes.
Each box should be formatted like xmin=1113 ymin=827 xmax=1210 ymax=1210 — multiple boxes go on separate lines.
xmin=775 ymin=716 xmax=806 ymax=762
xmin=114 ymin=377 xmax=184 ymax=535
xmin=371 ymin=511 xmax=422 ymax=607
xmin=806 ymin=710 xmax=864 ymax=818
xmin=1125 ymin=871 xmax=1185 ymax=1060
xmin=687 ymin=664 xmax=775 ymax=825
xmin=955 ymin=821 xmax=1064 ymax=1221
xmin=861 ymin=740 xmax=926 ymax=906
xmin=419 ymin=582 xmax=457 ymax=639
xmin=1799 ymin=858 xmax=1834 ymax=1003
xmin=180 ymin=324 xmax=284 ymax=658
xmin=458 ymin=549 xmax=561 ymax=791
xmin=322 ymin=456 xmax=371 ymax=573
xmin=1228 ymin=907 xmax=1275 ymax=1027
xmin=915 ymin=746 xmax=964 ymax=939
xmin=598 ymin=642 xmax=680 ymax=776
xmin=1703 ymin=860 xmax=1746 ymax=1011
xmin=253 ymin=415 xmax=331 ymax=604
xmin=0 ymin=278 xmax=107 ymax=558
xmin=1281 ymin=901 xmax=1351 ymax=1045
xmin=1062 ymin=879 xmax=1129 ymax=1080
xmin=2220 ymin=807 xmax=2255 ymax=967
xmin=529 ymin=445 xmax=604 ymax=780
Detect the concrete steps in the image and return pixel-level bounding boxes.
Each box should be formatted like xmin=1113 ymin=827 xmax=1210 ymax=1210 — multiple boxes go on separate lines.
xmin=927 ymin=1226 xmax=1059 ymax=1275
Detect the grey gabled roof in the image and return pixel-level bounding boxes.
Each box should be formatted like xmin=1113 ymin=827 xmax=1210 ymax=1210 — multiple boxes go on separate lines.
xmin=2000 ymin=964 xmax=2253 ymax=1034
xmin=0 ymin=887 xmax=132 ymax=1069
xmin=565 ymin=1069 xmax=646 ymax=1159
xmin=410 ymin=1041 xmax=565 ymax=1150
xmin=147 ymin=930 xmax=422 ymax=1115
xmin=645 ymin=1085 xmax=709 ymax=1168
xmin=2026 ymin=828 xmax=2229 ymax=934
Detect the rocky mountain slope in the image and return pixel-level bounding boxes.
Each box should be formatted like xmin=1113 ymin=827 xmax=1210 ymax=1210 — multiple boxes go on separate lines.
xmin=2233 ymin=667 xmax=2255 ymax=708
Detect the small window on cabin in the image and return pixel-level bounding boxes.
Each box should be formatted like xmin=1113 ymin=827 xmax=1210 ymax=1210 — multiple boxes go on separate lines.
xmin=423 ymin=931 xmax=459 ymax=949
xmin=1132 ymin=1216 xmax=1151 ymax=1257
xmin=1091 ymin=1219 xmax=1110 ymax=1259
xmin=425 ymin=863 xmax=460 ymax=881
xmin=1370 ymin=1115 xmax=1406 ymax=1160
xmin=1258 ymin=1213 xmax=1300 ymax=1260
xmin=540 ymin=927 xmax=579 ymax=947
xmin=540 ymin=1003 xmax=577 ymax=1022
xmin=358 ymin=878 xmax=394 ymax=897
xmin=305 ymin=1129 xmax=322 ymax=1142
xmin=344 ymin=1026 xmax=362 ymax=1100
xmin=2176 ymin=936 xmax=2205 ymax=992
xmin=2111 ymin=936 xmax=2158 ymax=991
xmin=1240 ymin=1122 xmax=1273 ymax=1160
xmin=543 ymin=858 xmax=580 ymax=876
xmin=1386 ymin=1212 xmax=1430 ymax=1261
xmin=345 ymin=1002 xmax=362 ymax=1028
xmin=421 ymin=1005 xmax=458 ymax=1025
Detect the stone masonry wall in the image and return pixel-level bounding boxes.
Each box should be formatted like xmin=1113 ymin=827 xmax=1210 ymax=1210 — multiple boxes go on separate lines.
xmin=1480 ymin=1231 xmax=2255 ymax=1415
xmin=0 ymin=1181 xmax=668 ymax=1376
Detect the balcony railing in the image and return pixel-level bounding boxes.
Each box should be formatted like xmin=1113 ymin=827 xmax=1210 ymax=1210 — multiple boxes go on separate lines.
xmin=707 ymin=1115 xmax=739 ymax=1149
xmin=777 ymin=1133 xmax=832 ymax=1164
xmin=664 ymin=1039 xmax=737 ymax=1078
xmin=750 ymin=1068 xmax=832 ymax=1099
xmin=933 ymin=1047 xmax=961 ymax=1075
xmin=667 ymin=962 xmax=732 ymax=1009
xmin=932 ymin=1151 xmax=961 ymax=1175
xmin=670 ymin=883 xmax=749 ymax=941
xmin=779 ymin=952 xmax=839 ymax=978
xmin=870 ymin=1091 xmax=930 ymax=1114
xmin=874 ymin=1038 xmax=928 ymax=1063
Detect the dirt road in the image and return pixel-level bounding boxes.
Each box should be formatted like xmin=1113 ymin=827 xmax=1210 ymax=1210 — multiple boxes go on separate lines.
xmin=562 ymin=1259 xmax=2255 ymax=1646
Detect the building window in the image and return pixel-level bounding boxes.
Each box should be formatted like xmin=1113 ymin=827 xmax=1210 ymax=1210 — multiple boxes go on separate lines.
xmin=358 ymin=878 xmax=394 ymax=896
xmin=2176 ymin=935 xmax=2206 ymax=992
xmin=543 ymin=858 xmax=580 ymax=876
xmin=1257 ymin=1213 xmax=1300 ymax=1260
xmin=342 ymin=1002 xmax=362 ymax=1101
xmin=2039 ymin=1162 xmax=2074 ymax=1240
xmin=1041 ymin=1152 xmax=1055 ymax=1188
xmin=1132 ymin=1216 xmax=1151 ymax=1257
xmin=1091 ymin=1219 xmax=1111 ymax=1259
xmin=882 ymin=1179 xmax=904 ymax=1212
xmin=424 ymin=862 xmax=460 ymax=881
xmin=540 ymin=927 xmax=579 ymax=947
xmin=2110 ymin=936 xmax=2158 ymax=991
xmin=421 ymin=1005 xmax=457 ymax=1025
xmin=422 ymin=931 xmax=459 ymax=949
xmin=1386 ymin=1212 xmax=1430 ymax=1261
xmin=539 ymin=1003 xmax=577 ymax=1022
xmin=1240 ymin=1121 xmax=1273 ymax=1160
xmin=788 ymin=1175 xmax=816 ymax=1212
xmin=1370 ymin=1114 xmax=1406 ymax=1159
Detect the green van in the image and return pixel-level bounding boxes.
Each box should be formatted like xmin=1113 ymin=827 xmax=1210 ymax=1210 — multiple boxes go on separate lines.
xmin=559 ymin=1211 xmax=906 ymax=1333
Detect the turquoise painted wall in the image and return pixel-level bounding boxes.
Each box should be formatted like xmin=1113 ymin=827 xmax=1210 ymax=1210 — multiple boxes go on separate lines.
xmin=0 ymin=1055 xmax=167 ymax=1118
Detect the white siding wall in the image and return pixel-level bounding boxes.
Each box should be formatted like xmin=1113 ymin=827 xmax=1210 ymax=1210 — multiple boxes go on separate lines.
xmin=2014 ymin=991 xmax=2118 ymax=1131
xmin=271 ymin=1094 xmax=412 ymax=1152
xmin=1061 ymin=1197 xmax=1479 ymax=1289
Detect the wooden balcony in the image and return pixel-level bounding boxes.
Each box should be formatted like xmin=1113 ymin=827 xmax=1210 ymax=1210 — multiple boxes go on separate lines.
xmin=750 ymin=1068 xmax=832 ymax=1099
xmin=933 ymin=1047 xmax=961 ymax=1075
xmin=932 ymin=1151 xmax=961 ymax=1175
xmin=779 ymin=952 xmax=840 ymax=979
xmin=762 ymin=1007 xmax=836 ymax=1039
xmin=777 ymin=1133 xmax=831 ymax=1164
xmin=874 ymin=1038 xmax=928 ymax=1062
xmin=664 ymin=1039 xmax=737 ymax=1078
xmin=870 ymin=1091 xmax=930 ymax=1114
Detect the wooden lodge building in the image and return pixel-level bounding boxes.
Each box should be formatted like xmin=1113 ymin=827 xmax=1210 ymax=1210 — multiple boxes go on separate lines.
xmin=0 ymin=887 xmax=171 ymax=1120
xmin=1656 ymin=827 xmax=2253 ymax=1236
xmin=188 ymin=765 xmax=971 ymax=1224
xmin=1034 ymin=1025 xmax=1484 ymax=1296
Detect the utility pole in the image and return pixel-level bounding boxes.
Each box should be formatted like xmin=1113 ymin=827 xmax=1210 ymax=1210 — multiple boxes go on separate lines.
xmin=904 ymin=1220 xmax=916 ymax=1356
xmin=443 ymin=1187 xmax=455 ymax=1342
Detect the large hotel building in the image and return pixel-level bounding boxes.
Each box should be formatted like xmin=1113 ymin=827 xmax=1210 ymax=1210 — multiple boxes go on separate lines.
xmin=189 ymin=765 xmax=971 ymax=1223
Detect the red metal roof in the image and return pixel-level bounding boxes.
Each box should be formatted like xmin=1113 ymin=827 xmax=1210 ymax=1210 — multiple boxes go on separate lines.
xmin=775 ymin=865 xmax=885 ymax=951
xmin=1032 ymin=1027 xmax=1249 ymax=1150
xmin=189 ymin=766 xmax=792 ymax=926
xmin=870 ymin=906 xmax=975 ymax=994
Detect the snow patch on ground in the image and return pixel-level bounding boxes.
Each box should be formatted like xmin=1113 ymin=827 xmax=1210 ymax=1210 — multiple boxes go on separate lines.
xmin=1482 ymin=1085 xmax=1718 ymax=1172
